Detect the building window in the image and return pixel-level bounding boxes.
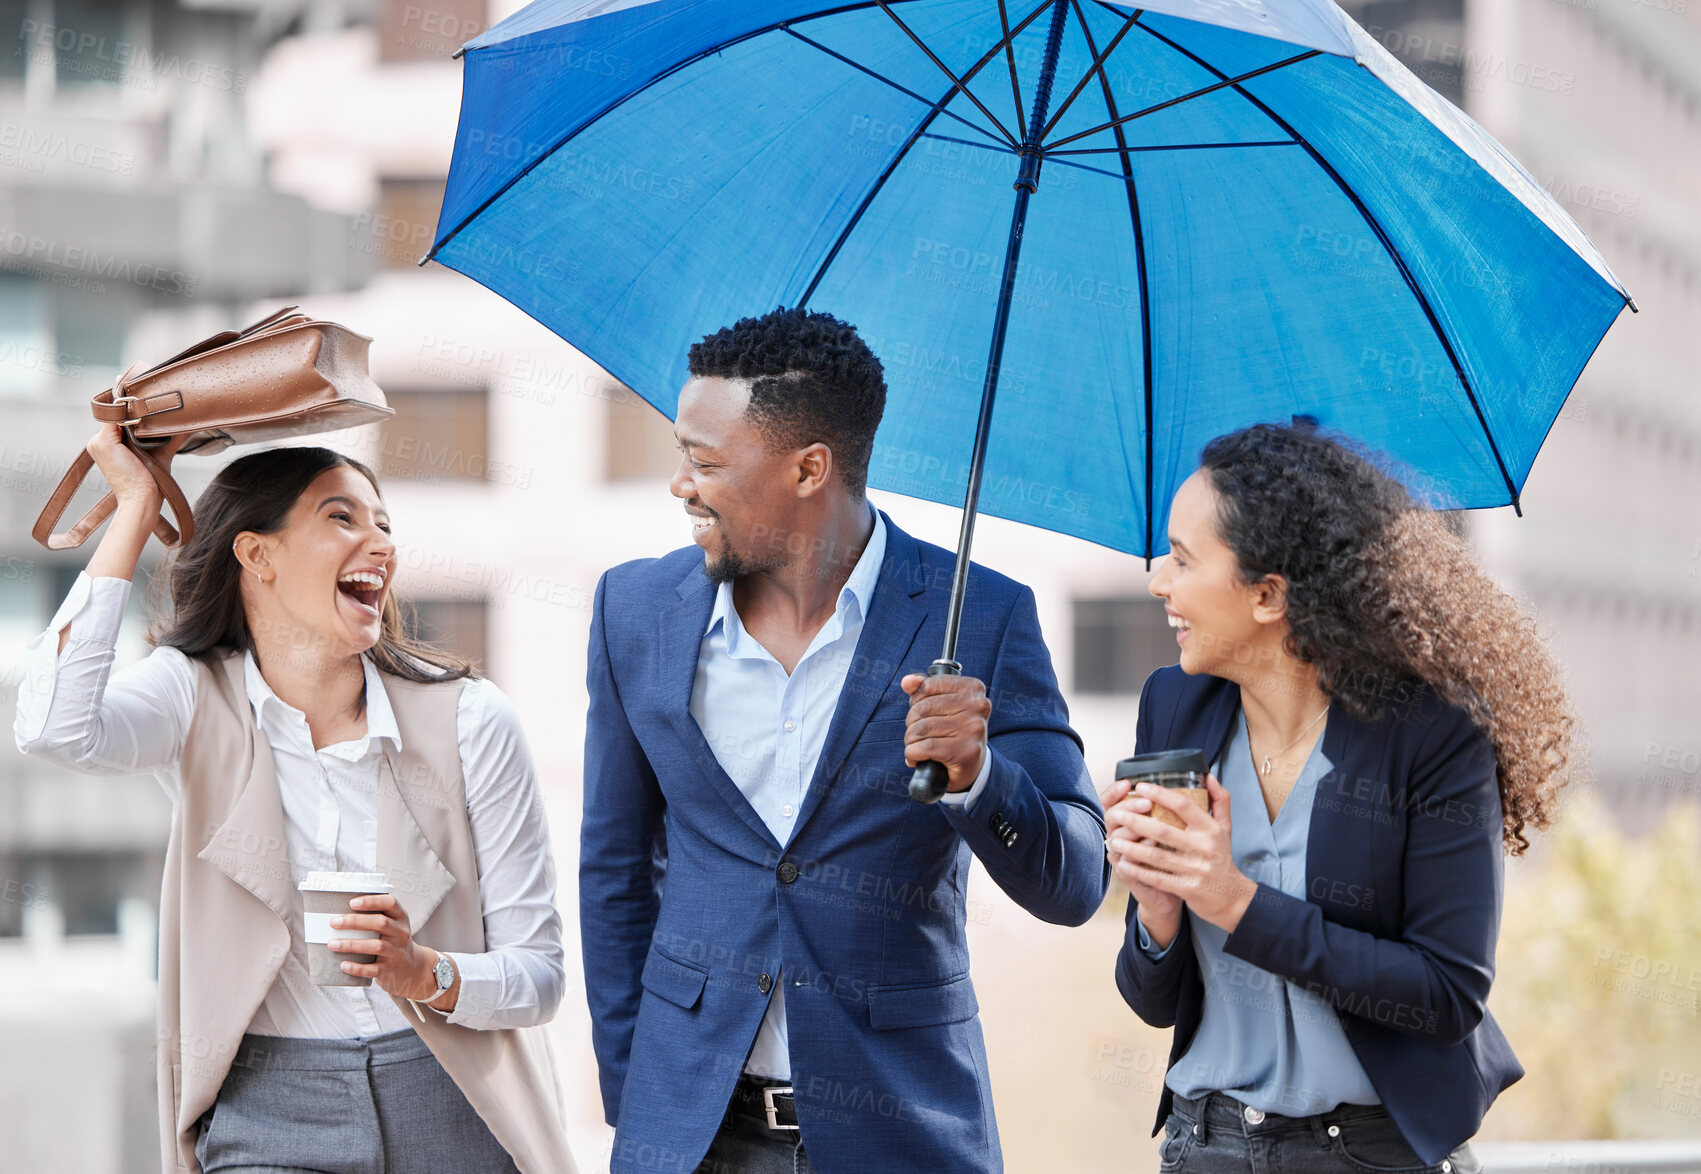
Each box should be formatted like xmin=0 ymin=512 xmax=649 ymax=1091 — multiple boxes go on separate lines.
xmin=380 ymin=386 xmax=490 ymax=484
xmin=379 ymin=0 xmax=487 ymax=63
xmin=1072 ymin=597 xmax=1174 ymax=695
xmin=606 ymin=386 xmax=680 ymax=482
xmin=51 ymin=0 xmax=128 ymax=89
xmin=405 ymin=598 xmax=488 ymax=673
xmin=1336 ymin=0 xmax=1464 ymax=107
xmin=0 ymin=2 xmax=28 ymax=83
xmin=0 ymin=852 xmax=24 ymax=937
xmin=25 ymin=851 xmax=147 ymax=936
xmin=369 ymin=178 xmax=446 ymax=269
xmin=52 ymin=282 xmax=128 ymax=376
xmin=0 ymin=275 xmax=52 ymax=396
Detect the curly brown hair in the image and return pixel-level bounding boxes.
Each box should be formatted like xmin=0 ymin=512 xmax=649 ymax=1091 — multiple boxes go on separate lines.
xmin=1199 ymin=419 xmax=1582 ymax=854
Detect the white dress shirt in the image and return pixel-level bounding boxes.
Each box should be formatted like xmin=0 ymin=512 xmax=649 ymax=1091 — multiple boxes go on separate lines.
xmin=688 ymin=508 xmax=990 ymax=1079
xmin=14 ymin=573 xmax=563 ymax=1038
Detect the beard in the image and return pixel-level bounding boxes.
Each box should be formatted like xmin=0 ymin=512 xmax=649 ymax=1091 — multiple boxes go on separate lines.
xmin=703 ymin=522 xmax=788 ymax=584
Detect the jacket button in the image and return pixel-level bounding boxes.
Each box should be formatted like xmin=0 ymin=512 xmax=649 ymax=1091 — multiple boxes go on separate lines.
xmin=777 ymin=861 xmax=799 ymax=884
xmin=758 ymin=973 xmax=773 ymax=994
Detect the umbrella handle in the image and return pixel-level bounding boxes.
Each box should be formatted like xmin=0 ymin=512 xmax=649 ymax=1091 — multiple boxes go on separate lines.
xmin=907 ymin=660 xmax=961 ymax=804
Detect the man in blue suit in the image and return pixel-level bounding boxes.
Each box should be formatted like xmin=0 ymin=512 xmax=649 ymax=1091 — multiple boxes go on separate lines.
xmin=581 ymin=307 xmax=1108 ymax=1174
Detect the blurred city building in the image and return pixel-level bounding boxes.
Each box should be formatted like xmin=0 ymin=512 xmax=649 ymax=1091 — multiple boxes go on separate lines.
xmin=0 ymin=0 xmax=1696 ymax=1169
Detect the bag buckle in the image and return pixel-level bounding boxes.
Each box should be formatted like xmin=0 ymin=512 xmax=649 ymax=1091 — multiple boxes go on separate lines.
xmin=108 ymin=393 xmax=142 ymax=425
xmin=762 ymin=1085 xmax=799 ymax=1132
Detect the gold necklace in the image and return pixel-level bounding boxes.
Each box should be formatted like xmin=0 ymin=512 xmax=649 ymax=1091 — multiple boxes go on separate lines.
xmin=1257 ymin=705 xmax=1329 ymax=776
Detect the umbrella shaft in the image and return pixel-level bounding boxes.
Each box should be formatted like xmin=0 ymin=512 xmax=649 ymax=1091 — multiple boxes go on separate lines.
xmin=938 ymin=182 xmax=1032 ymax=661
xmin=913 ymin=0 xmax=1067 ymax=806
xmin=936 ymin=0 xmax=1068 ymax=662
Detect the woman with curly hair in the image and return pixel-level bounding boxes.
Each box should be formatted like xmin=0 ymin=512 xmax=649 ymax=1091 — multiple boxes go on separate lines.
xmin=1102 ymin=418 xmax=1579 ymax=1174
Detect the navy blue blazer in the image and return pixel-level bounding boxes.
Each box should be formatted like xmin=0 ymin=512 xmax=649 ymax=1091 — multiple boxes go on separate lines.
xmin=582 ymin=512 xmax=1109 ymax=1174
xmin=1116 ymin=666 xmax=1523 ymax=1165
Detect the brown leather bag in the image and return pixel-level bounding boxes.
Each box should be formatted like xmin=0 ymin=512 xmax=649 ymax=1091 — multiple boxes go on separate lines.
xmin=33 ymin=305 xmax=394 ymax=551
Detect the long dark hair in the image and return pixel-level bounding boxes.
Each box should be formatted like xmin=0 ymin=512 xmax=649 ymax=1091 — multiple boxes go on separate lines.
xmin=149 ymin=446 xmax=474 ymax=685
xmin=1198 ymin=418 xmax=1580 ymax=854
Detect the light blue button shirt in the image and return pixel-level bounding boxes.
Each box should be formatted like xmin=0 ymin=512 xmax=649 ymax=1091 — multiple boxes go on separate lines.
xmin=1139 ymin=705 xmax=1379 ymax=1114
xmin=689 ymin=508 xmax=991 ymax=1079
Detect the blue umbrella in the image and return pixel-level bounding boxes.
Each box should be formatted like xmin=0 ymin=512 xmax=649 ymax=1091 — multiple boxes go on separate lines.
xmin=425 ymin=0 xmax=1632 ymax=800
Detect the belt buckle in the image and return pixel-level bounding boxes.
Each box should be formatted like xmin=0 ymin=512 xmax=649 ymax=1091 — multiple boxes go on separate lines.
xmin=762 ymin=1084 xmax=799 ymax=1132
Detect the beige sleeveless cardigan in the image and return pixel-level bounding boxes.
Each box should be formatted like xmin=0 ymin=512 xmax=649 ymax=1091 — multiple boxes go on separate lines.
xmin=155 ymin=653 xmax=576 ymax=1173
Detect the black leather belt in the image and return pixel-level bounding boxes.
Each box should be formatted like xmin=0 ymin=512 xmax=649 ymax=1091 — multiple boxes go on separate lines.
xmin=730 ymin=1073 xmax=798 ymax=1131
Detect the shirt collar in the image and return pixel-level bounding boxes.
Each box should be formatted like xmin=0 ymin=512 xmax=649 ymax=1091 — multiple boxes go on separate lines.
xmin=243 ymin=649 xmax=403 ymax=752
xmin=704 ymin=506 xmax=888 ymax=653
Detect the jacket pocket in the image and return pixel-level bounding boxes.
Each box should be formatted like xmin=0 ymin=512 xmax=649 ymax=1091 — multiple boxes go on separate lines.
xmin=641 ymin=944 xmax=709 ymax=1010
xmin=858 ymin=718 xmax=909 ymax=746
xmin=867 ymin=973 xmax=978 ymax=1030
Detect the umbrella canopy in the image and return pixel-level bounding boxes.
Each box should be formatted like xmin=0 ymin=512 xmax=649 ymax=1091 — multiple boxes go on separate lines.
xmin=426 ymin=0 xmax=1632 ymax=559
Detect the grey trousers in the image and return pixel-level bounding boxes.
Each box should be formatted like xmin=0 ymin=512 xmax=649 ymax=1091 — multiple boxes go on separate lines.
xmin=195 ymin=1029 xmax=520 ymax=1174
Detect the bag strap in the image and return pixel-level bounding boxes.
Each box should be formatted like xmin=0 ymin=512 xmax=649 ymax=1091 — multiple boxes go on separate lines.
xmin=32 ymin=436 xmax=194 ymax=552
xmin=35 ymin=305 xmax=306 ymax=550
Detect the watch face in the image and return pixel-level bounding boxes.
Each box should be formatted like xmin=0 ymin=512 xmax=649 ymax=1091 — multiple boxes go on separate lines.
xmin=435 ymin=956 xmax=454 ymax=990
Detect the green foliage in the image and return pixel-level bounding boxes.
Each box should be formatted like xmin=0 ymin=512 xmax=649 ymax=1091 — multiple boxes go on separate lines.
xmin=1485 ymin=794 xmax=1701 ymax=1139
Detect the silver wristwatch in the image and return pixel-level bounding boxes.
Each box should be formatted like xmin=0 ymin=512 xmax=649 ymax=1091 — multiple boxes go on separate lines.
xmin=425 ymin=951 xmax=456 ymax=1004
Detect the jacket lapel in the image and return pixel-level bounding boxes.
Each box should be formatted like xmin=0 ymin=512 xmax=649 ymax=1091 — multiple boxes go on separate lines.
xmin=1202 ymin=682 xmax=1244 ymax=777
xmin=790 ymin=515 xmax=927 ymax=839
xmin=378 ymin=748 xmax=458 ymax=934
xmin=196 ymin=656 xmax=296 ymax=924
xmin=659 ymin=562 xmax=782 ymax=850
xmin=1306 ymin=692 xmax=1358 ymax=878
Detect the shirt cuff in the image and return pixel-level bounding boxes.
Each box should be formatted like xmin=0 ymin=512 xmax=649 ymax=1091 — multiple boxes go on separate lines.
xmin=938 ymin=742 xmax=994 ymax=811
xmin=1134 ymin=911 xmax=1174 ymax=961
xmin=54 ymin=573 xmax=131 ymax=643
xmin=439 ymin=951 xmax=497 ymax=1029
xmin=15 ymin=574 xmax=131 ymax=746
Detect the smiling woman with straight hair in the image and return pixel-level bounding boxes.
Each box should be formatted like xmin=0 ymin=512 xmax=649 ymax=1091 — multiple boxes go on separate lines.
xmin=14 ymin=426 xmax=577 ymax=1174
xmin=1102 ymin=418 xmax=1579 ymax=1174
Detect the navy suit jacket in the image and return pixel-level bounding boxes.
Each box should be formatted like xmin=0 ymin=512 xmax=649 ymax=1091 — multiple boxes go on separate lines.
xmin=1115 ymin=666 xmax=1523 ymax=1165
xmin=582 ymin=512 xmax=1109 ymax=1174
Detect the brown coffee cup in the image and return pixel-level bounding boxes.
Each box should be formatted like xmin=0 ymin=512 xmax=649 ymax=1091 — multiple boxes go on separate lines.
xmin=299 ymin=871 xmax=392 ymax=987
xmin=1115 ymin=749 xmax=1210 ymax=830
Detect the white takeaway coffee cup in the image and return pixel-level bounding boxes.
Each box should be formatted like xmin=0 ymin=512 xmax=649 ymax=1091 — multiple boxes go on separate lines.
xmin=299 ymin=871 xmax=393 ymax=987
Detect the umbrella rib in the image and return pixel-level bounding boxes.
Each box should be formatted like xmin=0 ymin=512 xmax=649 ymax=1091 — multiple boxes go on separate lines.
xmin=796 ymin=6 xmax=1064 ymax=306
xmin=919 ymin=132 xmax=1018 ymax=155
xmin=782 ymin=28 xmax=1014 ymax=151
xmin=427 ymin=0 xmax=950 ymax=262
xmin=1038 ymin=6 xmax=1143 ymax=143
xmin=1049 ymin=140 xmax=1297 ymax=156
xmin=1133 ymin=18 xmax=1524 ymax=513
xmin=1044 ymin=49 xmax=1320 ymax=150
xmin=1069 ymin=0 xmax=1155 ymax=565
xmin=797 ymin=82 xmax=967 ymax=307
xmin=874 ymin=0 xmax=1024 ymax=147
xmin=996 ymin=0 xmax=1028 ymax=150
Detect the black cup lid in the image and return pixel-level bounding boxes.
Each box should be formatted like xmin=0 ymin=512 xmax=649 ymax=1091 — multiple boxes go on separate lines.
xmin=1115 ymin=748 xmax=1208 ymax=780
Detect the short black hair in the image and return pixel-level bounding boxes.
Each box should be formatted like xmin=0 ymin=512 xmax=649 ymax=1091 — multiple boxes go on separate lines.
xmin=687 ymin=306 xmax=887 ymax=497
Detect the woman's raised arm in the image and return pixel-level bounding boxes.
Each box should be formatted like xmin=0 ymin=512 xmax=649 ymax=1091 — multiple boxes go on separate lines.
xmin=14 ymin=426 xmax=196 ymax=788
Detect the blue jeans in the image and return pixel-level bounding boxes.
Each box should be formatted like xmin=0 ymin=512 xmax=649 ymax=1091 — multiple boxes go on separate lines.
xmin=693 ymin=1077 xmax=813 ymax=1174
xmin=1159 ymin=1092 xmax=1483 ymax=1174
